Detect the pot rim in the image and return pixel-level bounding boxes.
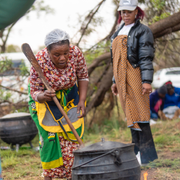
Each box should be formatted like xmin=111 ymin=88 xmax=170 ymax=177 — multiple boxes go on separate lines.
xmin=73 ymin=141 xmax=135 ymax=154
xmin=0 ymin=115 xmax=31 ymax=121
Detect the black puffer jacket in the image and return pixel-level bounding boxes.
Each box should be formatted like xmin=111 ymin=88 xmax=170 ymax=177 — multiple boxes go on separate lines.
xmin=111 ymin=19 xmax=154 ymax=84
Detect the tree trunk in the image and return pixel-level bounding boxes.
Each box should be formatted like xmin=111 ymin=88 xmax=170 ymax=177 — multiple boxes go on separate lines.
xmin=149 ymin=11 xmax=180 ymax=38
xmin=86 ymin=65 xmax=113 ymax=113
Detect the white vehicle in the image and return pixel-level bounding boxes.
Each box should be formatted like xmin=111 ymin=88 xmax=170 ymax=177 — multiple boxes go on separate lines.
xmin=0 ymin=52 xmax=31 ymax=102
xmin=152 ymin=67 xmax=180 ymax=89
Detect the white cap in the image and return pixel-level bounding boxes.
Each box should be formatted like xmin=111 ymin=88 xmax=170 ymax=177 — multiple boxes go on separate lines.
xmin=45 ymin=29 xmax=69 ymax=47
xmin=118 ymin=0 xmax=138 ymax=11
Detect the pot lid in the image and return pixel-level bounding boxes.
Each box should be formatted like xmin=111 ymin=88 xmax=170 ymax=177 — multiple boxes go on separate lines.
xmin=75 ymin=140 xmax=134 ymax=153
xmin=0 ymin=112 xmax=30 ymax=119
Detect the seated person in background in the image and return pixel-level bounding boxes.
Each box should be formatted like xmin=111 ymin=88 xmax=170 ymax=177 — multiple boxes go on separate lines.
xmin=150 ymin=85 xmax=167 ymax=120
xmin=160 ymin=82 xmax=180 ymax=120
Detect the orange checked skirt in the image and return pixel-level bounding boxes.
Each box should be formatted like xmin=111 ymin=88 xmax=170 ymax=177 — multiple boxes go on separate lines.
xmin=112 ymin=35 xmax=150 ymax=131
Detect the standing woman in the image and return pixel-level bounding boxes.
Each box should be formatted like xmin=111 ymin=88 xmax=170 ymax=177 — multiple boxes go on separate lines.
xmin=111 ymin=0 xmax=158 ymax=165
xmin=28 ymin=29 xmax=88 ymax=179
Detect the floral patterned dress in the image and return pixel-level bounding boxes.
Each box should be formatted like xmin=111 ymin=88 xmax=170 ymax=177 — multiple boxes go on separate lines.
xmin=29 ymin=45 xmax=88 ymax=179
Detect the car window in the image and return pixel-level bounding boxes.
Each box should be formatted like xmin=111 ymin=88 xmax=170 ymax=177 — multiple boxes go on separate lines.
xmin=0 ymin=60 xmax=25 ymax=76
xmin=166 ymin=70 xmax=180 ymax=75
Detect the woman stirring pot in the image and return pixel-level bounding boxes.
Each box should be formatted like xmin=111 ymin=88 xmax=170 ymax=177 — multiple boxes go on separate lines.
xmin=28 ymin=29 xmax=88 ymax=179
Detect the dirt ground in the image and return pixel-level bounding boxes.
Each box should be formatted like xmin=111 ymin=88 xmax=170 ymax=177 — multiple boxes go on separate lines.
xmin=140 ymin=151 xmax=180 ymax=180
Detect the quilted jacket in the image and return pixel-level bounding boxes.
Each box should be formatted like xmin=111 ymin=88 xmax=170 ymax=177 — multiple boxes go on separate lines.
xmin=111 ymin=19 xmax=154 ymax=84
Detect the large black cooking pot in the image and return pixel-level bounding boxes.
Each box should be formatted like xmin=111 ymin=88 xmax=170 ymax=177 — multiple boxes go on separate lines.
xmin=0 ymin=112 xmax=37 ymax=146
xmin=72 ymin=140 xmax=140 ymax=180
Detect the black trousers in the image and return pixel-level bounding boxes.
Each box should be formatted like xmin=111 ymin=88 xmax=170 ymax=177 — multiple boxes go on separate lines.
xmin=131 ymin=123 xmax=158 ymax=164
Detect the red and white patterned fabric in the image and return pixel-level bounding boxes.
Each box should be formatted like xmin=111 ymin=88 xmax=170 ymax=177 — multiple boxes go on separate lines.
xmin=30 ymin=45 xmax=89 ymax=101
xmin=43 ymin=136 xmax=79 ymax=179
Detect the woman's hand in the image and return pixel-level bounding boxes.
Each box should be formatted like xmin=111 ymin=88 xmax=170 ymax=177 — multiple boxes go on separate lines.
xmin=77 ymin=80 xmax=88 ymax=118
xmin=142 ymin=83 xmax=152 ymax=95
xmin=111 ymin=83 xmax=118 ymax=95
xmin=37 ymin=90 xmax=56 ymax=103
xmin=77 ymin=100 xmax=86 ymax=118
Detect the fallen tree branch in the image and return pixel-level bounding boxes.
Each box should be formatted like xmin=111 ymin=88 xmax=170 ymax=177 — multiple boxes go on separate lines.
xmin=88 ymin=52 xmax=111 ymax=76
xmin=86 ymin=65 xmax=113 ymax=113
xmin=87 ymin=62 xmax=111 ymax=97
xmin=149 ymin=11 xmax=180 ymax=35
xmin=154 ymin=24 xmax=180 ymax=38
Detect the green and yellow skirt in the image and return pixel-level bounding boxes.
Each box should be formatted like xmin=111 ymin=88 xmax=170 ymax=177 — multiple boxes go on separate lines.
xmin=28 ymin=84 xmax=84 ymax=175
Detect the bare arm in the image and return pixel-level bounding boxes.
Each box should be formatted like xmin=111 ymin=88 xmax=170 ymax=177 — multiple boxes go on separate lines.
xmin=77 ymin=80 xmax=88 ymax=118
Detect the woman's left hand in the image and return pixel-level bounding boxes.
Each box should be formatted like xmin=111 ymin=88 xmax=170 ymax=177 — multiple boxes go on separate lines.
xmin=77 ymin=100 xmax=86 ymax=118
xmin=142 ymin=83 xmax=152 ymax=95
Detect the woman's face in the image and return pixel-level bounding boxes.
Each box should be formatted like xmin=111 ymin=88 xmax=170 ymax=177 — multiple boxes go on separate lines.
xmin=48 ymin=44 xmax=69 ymax=69
xmin=121 ymin=9 xmax=138 ymax=25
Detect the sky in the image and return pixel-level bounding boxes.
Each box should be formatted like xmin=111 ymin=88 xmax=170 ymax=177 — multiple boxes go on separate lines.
xmin=7 ymin=0 xmax=116 ymax=52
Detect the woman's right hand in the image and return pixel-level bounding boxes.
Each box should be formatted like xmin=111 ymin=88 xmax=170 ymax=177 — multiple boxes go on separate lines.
xmin=111 ymin=84 xmax=118 ymax=95
xmin=37 ymin=90 xmax=56 ymax=103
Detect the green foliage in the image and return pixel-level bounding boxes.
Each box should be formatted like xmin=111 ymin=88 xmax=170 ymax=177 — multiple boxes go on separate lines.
xmin=144 ymin=0 xmax=180 ymax=25
xmin=0 ymin=58 xmax=29 ymax=76
xmin=152 ymin=0 xmax=165 ymax=10
xmin=152 ymin=12 xmax=170 ymax=23
xmin=85 ymin=41 xmax=111 ymax=65
xmin=0 ymin=89 xmax=12 ymax=101
xmin=0 ymin=58 xmax=29 ymax=104
xmin=0 ymin=58 xmax=12 ymax=73
xmin=19 ymin=63 xmax=30 ymax=76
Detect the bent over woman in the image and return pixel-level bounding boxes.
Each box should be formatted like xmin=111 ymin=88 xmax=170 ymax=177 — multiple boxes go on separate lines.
xmin=111 ymin=0 xmax=158 ymax=165
xmin=28 ymin=29 xmax=88 ymax=179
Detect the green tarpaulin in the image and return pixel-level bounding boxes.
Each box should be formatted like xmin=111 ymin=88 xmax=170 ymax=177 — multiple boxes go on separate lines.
xmin=0 ymin=0 xmax=35 ymax=30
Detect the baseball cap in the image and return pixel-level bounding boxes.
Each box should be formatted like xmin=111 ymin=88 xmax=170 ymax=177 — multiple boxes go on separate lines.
xmin=118 ymin=0 xmax=138 ymax=11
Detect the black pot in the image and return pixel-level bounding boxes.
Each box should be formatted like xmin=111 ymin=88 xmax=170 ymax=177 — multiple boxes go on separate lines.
xmin=0 ymin=112 xmax=37 ymax=146
xmin=72 ymin=140 xmax=140 ymax=180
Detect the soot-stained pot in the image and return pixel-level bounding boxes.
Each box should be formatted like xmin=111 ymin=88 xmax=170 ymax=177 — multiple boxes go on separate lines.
xmin=0 ymin=112 xmax=37 ymax=146
xmin=72 ymin=140 xmax=141 ymax=180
